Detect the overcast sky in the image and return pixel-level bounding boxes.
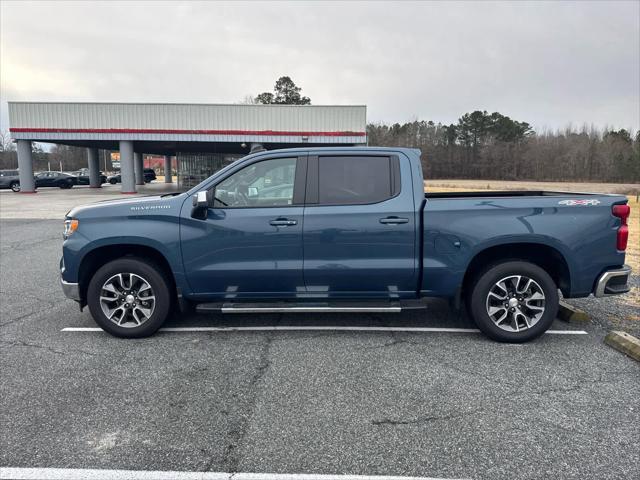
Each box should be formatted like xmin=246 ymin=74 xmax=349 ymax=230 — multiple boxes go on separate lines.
xmin=1 ymin=0 xmax=639 ymax=133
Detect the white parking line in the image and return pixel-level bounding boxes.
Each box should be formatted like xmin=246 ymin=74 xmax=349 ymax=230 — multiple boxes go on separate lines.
xmin=61 ymin=326 xmax=588 ymax=335
xmin=0 ymin=467 xmax=468 ymax=480
xmin=544 ymin=330 xmax=589 ymax=335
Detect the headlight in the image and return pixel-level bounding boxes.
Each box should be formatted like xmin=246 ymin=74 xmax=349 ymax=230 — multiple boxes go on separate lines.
xmin=63 ymin=218 xmax=79 ymax=239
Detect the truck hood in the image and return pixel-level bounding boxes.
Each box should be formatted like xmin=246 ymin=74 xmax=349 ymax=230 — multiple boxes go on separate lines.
xmin=66 ymin=193 xmax=184 ymax=218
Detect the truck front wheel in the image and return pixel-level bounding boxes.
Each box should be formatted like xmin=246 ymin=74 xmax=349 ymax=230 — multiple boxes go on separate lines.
xmin=87 ymin=257 xmax=171 ymax=338
xmin=467 ymin=261 xmax=558 ymax=343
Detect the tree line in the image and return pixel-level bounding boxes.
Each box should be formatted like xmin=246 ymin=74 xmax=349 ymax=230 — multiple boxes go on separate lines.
xmin=368 ymin=113 xmax=639 ymax=183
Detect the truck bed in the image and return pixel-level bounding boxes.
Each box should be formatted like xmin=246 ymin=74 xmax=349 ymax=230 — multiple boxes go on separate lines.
xmin=421 ymin=189 xmax=628 ymax=299
xmin=425 ymin=190 xmax=602 ymax=199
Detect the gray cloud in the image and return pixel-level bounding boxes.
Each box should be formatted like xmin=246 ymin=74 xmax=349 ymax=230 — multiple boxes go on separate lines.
xmin=1 ymin=0 xmax=638 ymax=133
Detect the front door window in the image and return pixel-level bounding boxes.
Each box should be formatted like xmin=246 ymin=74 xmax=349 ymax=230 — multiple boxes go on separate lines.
xmin=213 ymin=157 xmax=296 ymax=208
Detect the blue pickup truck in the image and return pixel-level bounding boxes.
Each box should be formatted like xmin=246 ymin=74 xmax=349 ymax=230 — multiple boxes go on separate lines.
xmin=60 ymin=147 xmax=632 ymax=342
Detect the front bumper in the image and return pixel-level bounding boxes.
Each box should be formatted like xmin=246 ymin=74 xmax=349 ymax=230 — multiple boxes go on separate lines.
xmin=594 ymin=265 xmax=632 ymax=297
xmin=61 ymin=277 xmax=81 ymax=301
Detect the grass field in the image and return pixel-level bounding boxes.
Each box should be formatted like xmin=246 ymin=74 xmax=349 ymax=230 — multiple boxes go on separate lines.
xmin=424 ymin=180 xmax=639 ymax=308
xmin=425 ymin=179 xmax=640 ymax=196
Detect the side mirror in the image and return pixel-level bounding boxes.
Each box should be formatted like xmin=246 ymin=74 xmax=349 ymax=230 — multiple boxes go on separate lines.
xmin=191 ymin=190 xmax=209 ymax=220
xmin=192 ymin=190 xmax=208 ymax=208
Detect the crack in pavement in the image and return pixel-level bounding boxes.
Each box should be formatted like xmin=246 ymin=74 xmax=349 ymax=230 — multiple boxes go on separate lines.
xmin=204 ymin=319 xmax=277 ymax=474
xmin=372 ymin=407 xmax=485 ymax=426
xmin=348 ymin=329 xmax=415 ymax=351
xmin=370 ymin=371 xmax=636 ymax=429
xmin=0 ymin=339 xmax=96 ymax=356
xmin=0 ymin=300 xmax=70 ymax=327
xmin=438 ymin=358 xmax=515 ymax=388
xmin=220 ymin=333 xmax=272 ymax=473
xmin=0 ymin=309 xmax=44 ymax=328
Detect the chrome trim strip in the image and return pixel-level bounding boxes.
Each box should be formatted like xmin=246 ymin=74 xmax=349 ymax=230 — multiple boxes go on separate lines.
xmin=594 ymin=265 xmax=632 ymax=297
xmin=220 ymin=306 xmax=402 ymax=313
xmin=60 ymin=278 xmax=81 ymax=301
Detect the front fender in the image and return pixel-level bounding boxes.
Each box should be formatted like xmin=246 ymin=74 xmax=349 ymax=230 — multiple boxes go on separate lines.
xmin=61 ymin=215 xmax=187 ymax=292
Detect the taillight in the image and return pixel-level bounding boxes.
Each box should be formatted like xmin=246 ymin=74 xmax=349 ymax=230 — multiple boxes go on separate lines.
xmin=613 ymin=204 xmax=630 ymax=219
xmin=612 ymin=204 xmax=630 ymax=251
xmin=616 ymin=225 xmax=629 ymax=251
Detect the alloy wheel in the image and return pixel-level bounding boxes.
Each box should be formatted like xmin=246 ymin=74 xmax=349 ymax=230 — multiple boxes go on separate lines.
xmin=485 ymin=275 xmax=546 ymax=332
xmin=99 ymin=273 xmax=156 ymax=328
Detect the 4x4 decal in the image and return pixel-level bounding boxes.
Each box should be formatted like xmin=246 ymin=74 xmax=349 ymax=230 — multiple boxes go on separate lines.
xmin=558 ymin=199 xmax=601 ymax=206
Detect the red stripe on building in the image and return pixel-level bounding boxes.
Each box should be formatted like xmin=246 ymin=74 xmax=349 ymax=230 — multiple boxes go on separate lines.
xmin=9 ymin=128 xmax=367 ymax=137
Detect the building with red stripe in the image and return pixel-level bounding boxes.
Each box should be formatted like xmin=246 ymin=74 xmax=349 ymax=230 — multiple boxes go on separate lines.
xmin=8 ymin=102 xmax=367 ymax=193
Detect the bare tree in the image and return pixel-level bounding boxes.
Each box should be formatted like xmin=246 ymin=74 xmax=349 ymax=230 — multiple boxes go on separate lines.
xmin=0 ymin=130 xmax=17 ymax=169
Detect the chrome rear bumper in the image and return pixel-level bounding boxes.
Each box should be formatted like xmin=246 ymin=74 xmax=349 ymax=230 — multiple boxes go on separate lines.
xmin=594 ymin=265 xmax=632 ymax=297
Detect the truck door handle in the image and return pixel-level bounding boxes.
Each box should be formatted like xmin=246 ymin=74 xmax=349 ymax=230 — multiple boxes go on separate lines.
xmin=269 ymin=218 xmax=297 ymax=226
xmin=379 ymin=216 xmax=409 ymax=224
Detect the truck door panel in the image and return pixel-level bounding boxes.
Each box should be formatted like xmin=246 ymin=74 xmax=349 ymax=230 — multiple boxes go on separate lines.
xmin=181 ymin=155 xmax=306 ymax=297
xmin=302 ymin=154 xmax=417 ymax=297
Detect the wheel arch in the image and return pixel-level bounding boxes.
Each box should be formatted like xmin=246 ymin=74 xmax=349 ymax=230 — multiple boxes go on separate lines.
xmin=78 ymin=244 xmax=177 ymax=306
xmin=462 ymin=242 xmax=571 ymax=298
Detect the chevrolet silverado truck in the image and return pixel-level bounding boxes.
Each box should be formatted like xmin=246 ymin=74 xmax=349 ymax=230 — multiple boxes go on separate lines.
xmin=60 ymin=147 xmax=632 ymax=342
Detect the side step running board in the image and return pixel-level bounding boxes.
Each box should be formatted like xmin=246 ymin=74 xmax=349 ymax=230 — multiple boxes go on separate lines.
xmin=196 ymin=300 xmax=426 ymax=314
xmin=220 ymin=306 xmax=402 ymax=313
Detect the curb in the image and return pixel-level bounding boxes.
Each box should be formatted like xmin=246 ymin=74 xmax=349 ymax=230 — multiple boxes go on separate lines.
xmin=558 ymin=301 xmax=590 ymax=324
xmin=604 ymin=331 xmax=640 ymax=362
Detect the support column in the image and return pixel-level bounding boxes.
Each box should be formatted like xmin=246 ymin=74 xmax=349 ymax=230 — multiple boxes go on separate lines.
xmin=134 ymin=152 xmax=144 ymax=185
xmin=87 ymin=148 xmax=100 ymax=188
xmin=16 ymin=140 xmax=36 ymax=193
xmin=164 ymin=155 xmax=172 ymax=183
xmin=119 ymin=140 xmax=136 ymax=194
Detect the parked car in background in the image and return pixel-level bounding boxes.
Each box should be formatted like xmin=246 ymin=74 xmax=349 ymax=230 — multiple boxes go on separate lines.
xmin=34 ymin=171 xmax=78 ymax=189
xmin=0 ymin=170 xmax=21 ymax=192
xmin=72 ymin=169 xmax=108 ymax=185
xmin=107 ymin=169 xmax=156 ymax=184
xmin=144 ymin=168 xmax=157 ymax=182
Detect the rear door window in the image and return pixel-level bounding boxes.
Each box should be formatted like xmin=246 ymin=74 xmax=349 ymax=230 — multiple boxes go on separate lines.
xmin=318 ymin=156 xmax=393 ymax=205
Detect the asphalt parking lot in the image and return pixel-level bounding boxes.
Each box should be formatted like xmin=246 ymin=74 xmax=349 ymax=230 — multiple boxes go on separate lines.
xmin=1 ymin=189 xmax=639 ymax=480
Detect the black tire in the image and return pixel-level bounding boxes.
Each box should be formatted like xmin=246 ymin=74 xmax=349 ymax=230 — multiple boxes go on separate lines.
xmin=10 ymin=181 xmax=20 ymax=192
xmin=87 ymin=257 xmax=172 ymax=338
xmin=109 ymin=178 xmax=117 ymax=184
xmin=467 ymin=261 xmax=559 ymax=343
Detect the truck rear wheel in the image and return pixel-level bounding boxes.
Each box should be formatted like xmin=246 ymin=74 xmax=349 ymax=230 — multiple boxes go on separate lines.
xmin=467 ymin=261 xmax=558 ymax=343
xmin=87 ymin=257 xmax=171 ymax=338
